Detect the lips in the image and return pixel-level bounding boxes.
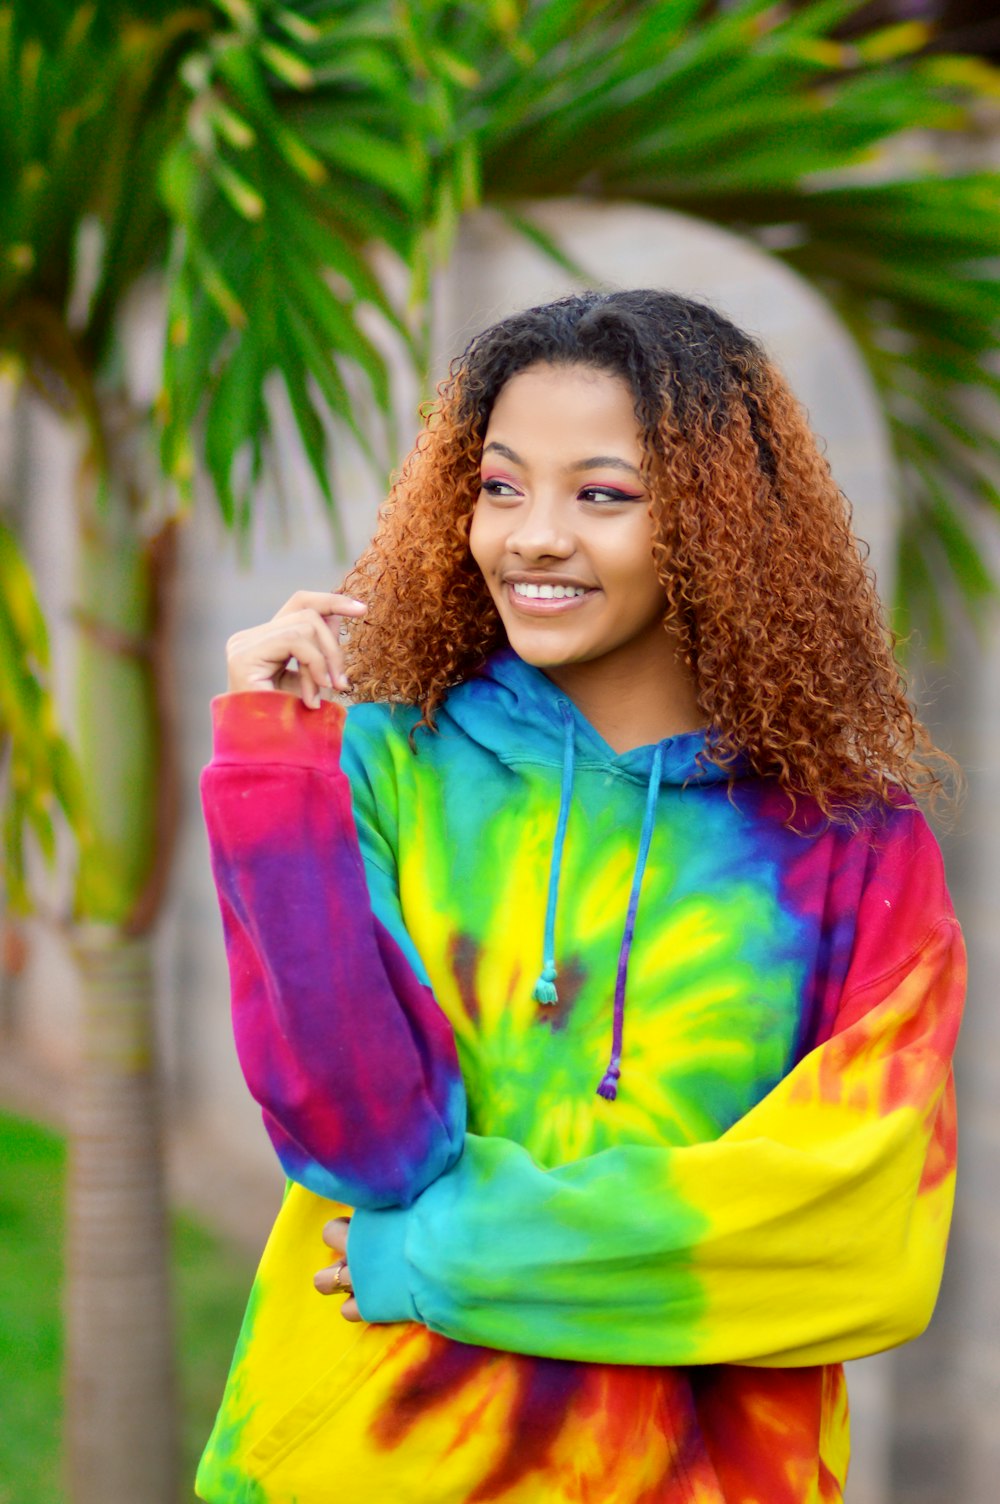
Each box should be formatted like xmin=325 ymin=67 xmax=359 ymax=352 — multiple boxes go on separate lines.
xmin=512 ymin=581 xmax=586 ymax=600
xmin=504 ymin=579 xmax=596 ymax=615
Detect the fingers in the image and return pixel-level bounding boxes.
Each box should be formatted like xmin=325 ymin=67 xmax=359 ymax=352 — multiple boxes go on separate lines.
xmin=276 ymin=594 xmax=364 ymax=700
xmin=306 ymin=610 xmax=348 ymax=694
xmin=314 ymin=1255 xmax=353 ymax=1297
xmin=227 ymin=620 xmax=332 ymax=703
xmin=275 ymin=590 xmax=367 ymax=623
xmin=226 ymin=592 xmax=367 ymax=703
xmin=322 ymin=1217 xmax=350 ymax=1254
xmin=314 ymin=1219 xmax=362 ymax=1319
xmin=298 ymin=660 xmax=326 ymax=709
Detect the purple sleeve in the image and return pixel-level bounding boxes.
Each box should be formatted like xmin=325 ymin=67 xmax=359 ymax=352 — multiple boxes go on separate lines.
xmin=200 ymin=692 xmax=465 ymax=1208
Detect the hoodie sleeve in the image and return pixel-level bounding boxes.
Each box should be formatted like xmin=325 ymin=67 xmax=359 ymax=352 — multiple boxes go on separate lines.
xmin=348 ymin=811 xmax=964 ymax=1366
xmin=200 ymin=692 xmax=465 ymax=1209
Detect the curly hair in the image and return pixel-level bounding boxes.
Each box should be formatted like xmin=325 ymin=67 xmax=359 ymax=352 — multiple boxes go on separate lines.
xmin=341 ymin=288 xmax=954 ymax=821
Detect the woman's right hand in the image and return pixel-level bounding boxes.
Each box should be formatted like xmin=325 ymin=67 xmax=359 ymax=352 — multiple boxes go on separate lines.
xmin=225 ymin=590 xmax=368 ymax=708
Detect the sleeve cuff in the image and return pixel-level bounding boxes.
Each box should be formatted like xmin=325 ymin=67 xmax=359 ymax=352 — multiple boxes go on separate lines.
xmin=348 ymin=1205 xmax=420 ymax=1325
xmin=210 ymin=692 xmax=346 ymax=773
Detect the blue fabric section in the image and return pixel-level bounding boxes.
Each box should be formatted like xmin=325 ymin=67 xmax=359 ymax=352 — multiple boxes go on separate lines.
xmin=341 ymin=703 xmax=434 ymax=989
xmin=532 ymin=699 xmax=575 ymax=1004
xmin=349 ymin=1202 xmax=418 ymax=1324
xmin=445 ymin=649 xmax=743 ymax=783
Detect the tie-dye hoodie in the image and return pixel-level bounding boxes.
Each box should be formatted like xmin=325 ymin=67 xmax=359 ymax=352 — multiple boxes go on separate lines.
xmin=198 ymin=649 xmax=963 ymax=1504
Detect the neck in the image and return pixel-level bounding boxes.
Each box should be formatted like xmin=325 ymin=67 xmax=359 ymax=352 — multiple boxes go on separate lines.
xmin=544 ymin=629 xmax=703 ymax=755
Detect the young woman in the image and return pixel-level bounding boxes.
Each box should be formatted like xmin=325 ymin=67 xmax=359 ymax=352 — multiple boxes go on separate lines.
xmin=199 ymin=289 xmax=964 ymax=1503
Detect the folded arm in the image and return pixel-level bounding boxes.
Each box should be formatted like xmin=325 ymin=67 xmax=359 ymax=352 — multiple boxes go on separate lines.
xmin=349 ymin=819 xmax=964 ymax=1367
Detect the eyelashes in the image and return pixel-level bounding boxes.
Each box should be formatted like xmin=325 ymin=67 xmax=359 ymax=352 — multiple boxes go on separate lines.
xmin=479 ymin=479 xmax=644 ymax=504
xmin=578 ymin=486 xmax=645 ymax=504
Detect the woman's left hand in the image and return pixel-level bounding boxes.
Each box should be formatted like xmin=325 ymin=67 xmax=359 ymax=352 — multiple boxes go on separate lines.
xmin=314 ymin=1218 xmax=362 ymax=1321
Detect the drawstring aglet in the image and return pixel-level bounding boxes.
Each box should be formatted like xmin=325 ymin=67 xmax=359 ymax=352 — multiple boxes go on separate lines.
xmin=596 ymin=1062 xmax=621 ymax=1101
xmin=532 ymin=962 xmax=559 ymax=1006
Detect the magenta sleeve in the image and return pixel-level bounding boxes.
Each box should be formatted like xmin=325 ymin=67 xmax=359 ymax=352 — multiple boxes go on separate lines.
xmin=200 ymin=692 xmax=465 ymax=1208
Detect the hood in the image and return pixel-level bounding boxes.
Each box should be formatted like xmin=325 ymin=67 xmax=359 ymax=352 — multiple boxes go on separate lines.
xmin=444 ymin=647 xmax=743 ymax=785
xmin=442 ymin=650 xmax=747 ymax=1102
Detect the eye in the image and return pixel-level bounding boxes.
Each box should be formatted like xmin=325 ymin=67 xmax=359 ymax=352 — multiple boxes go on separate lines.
xmin=480 ymin=478 xmax=522 ymax=499
xmin=578 ymin=485 xmax=644 ymax=505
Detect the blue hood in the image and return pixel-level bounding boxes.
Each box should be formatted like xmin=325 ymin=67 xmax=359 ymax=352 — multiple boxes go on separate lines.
xmin=444 ymin=648 xmax=742 ymax=785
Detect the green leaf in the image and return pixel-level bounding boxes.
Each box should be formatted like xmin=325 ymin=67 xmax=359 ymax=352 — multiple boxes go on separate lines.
xmin=294 ymin=118 xmax=423 ymax=209
xmin=855 ymin=20 xmax=932 ymax=64
xmin=0 ymin=519 xmax=50 ymax=668
xmin=203 ymin=330 xmax=264 ymax=527
xmin=274 ymin=306 xmax=347 ymax=554
xmin=258 ymin=39 xmax=315 ymax=91
xmin=208 ymin=155 xmax=265 ymax=220
xmin=496 ymin=207 xmax=588 ymax=281
xmin=893 ymin=528 xmax=947 ymax=659
xmin=0 ymin=522 xmax=88 ymax=906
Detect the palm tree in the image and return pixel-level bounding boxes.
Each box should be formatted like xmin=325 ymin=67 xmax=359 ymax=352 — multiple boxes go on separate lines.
xmin=1 ymin=2 xmax=997 ymax=1499
xmin=1 ymin=2 xmax=478 ymax=1498
xmin=456 ymin=0 xmax=1000 ymax=649
xmin=159 ymin=0 xmax=1000 ymax=649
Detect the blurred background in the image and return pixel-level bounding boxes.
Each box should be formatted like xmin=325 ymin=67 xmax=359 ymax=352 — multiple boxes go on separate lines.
xmin=1 ymin=3 xmax=998 ymax=1502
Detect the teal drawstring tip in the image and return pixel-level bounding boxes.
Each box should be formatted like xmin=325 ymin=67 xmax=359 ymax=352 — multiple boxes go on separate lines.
xmin=532 ymin=963 xmax=558 ymax=1006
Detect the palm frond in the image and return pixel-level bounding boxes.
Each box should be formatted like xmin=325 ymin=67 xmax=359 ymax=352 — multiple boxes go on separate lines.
xmin=451 ymin=0 xmax=1000 ymax=649
xmin=0 ymin=519 xmax=88 ymax=907
xmin=0 ymin=3 xmax=211 ymax=387
xmin=158 ymin=0 xmax=496 ymax=532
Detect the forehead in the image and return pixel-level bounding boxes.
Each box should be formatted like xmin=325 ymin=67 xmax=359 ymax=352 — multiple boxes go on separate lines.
xmin=484 ymin=362 xmax=640 ymax=454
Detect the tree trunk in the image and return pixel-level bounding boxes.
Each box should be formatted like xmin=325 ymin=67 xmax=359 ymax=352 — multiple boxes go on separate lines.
xmin=63 ymin=414 xmax=182 ymax=1503
xmin=66 ymin=928 xmax=178 ymax=1504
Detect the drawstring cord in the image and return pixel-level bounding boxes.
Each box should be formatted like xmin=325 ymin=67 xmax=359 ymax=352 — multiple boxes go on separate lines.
xmin=596 ymin=742 xmax=665 ymax=1102
xmin=530 ymin=703 xmax=666 ymax=1102
xmin=531 ymin=701 xmax=575 ymax=1006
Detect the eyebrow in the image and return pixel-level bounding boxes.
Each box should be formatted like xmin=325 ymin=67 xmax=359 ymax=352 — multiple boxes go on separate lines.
xmin=482 ymin=441 xmax=642 ymax=479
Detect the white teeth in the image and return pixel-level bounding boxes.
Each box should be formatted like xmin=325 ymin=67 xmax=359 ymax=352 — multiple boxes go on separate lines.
xmin=512 ymin=582 xmax=587 ymax=599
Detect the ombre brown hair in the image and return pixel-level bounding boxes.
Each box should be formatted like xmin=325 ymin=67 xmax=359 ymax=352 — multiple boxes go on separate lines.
xmin=342 ymin=288 xmax=953 ymax=821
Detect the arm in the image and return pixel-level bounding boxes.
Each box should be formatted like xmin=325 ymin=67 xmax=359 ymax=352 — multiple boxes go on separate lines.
xmin=201 ymin=690 xmax=465 ymax=1209
xmin=347 ymin=815 xmax=964 ymax=1367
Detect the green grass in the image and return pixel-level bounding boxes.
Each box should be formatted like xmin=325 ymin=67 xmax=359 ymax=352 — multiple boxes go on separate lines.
xmin=0 ymin=1112 xmax=255 ymax=1504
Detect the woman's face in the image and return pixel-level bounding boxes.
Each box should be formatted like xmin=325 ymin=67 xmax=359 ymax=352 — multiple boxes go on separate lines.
xmin=470 ymin=361 xmax=669 ymax=676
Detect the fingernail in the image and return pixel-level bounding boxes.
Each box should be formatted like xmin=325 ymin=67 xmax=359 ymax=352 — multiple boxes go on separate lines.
xmin=337 ymin=673 xmax=350 ymax=692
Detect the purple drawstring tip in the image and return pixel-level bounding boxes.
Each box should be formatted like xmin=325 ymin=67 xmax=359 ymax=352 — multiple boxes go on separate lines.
xmin=532 ymin=962 xmax=559 ymax=1006
xmin=596 ymin=1063 xmax=621 ymax=1101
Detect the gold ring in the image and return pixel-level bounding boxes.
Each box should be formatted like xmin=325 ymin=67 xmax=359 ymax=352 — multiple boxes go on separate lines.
xmin=333 ymin=1259 xmax=352 ymax=1294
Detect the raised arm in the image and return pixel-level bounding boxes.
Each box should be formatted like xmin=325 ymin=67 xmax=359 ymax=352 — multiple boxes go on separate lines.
xmin=345 ymin=813 xmax=964 ymax=1366
xmin=201 ymin=593 xmax=465 ymax=1208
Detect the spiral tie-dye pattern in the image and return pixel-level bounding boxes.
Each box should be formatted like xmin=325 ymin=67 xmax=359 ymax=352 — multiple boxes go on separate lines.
xmin=197 ymin=657 xmax=964 ymax=1504
xmin=531 ymin=699 xmax=575 ymax=1007
xmin=599 ymin=739 xmax=666 ymax=1102
xmin=529 ymin=703 xmax=668 ymax=1099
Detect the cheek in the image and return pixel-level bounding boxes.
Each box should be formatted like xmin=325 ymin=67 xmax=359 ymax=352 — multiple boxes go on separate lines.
xmin=468 ymin=503 xmax=498 ymax=580
xmin=600 ymin=521 xmax=662 ymax=599
xmin=467 ymin=505 xmax=484 ymax=564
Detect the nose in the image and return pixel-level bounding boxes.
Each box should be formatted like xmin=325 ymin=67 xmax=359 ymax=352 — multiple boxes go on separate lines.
xmin=505 ymin=495 xmax=573 ymax=561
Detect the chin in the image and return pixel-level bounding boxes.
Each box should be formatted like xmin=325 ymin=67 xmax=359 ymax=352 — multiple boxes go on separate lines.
xmin=503 ymin=633 xmax=592 ymax=669
xmin=492 ymin=601 xmax=600 ymax=669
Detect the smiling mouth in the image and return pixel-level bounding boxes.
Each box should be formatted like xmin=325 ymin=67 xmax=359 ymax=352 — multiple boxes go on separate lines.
xmin=505 ymin=580 xmax=596 ymax=614
xmin=512 ymin=582 xmax=587 ymax=600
